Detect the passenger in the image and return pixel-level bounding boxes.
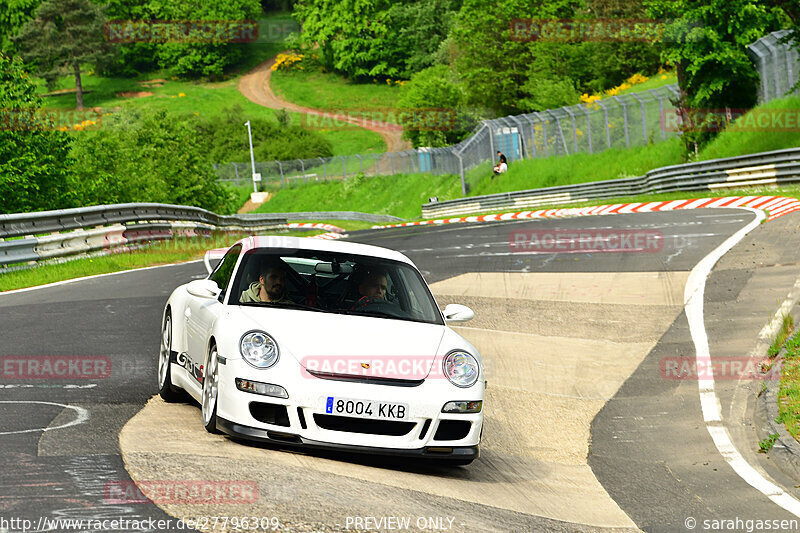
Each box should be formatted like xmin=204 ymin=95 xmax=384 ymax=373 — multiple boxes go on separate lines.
xmin=357 ymin=271 xmax=388 ymax=300
xmin=240 ymin=262 xmax=293 ymax=304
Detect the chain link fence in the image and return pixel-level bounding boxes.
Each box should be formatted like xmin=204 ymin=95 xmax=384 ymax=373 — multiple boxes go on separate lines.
xmin=216 ymin=84 xmax=681 ymax=194
xmin=216 ymin=31 xmax=798 ymax=196
xmin=749 ymin=30 xmax=800 ymax=104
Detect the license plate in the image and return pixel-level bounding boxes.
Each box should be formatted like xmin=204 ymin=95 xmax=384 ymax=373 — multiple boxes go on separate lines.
xmin=324 ymin=396 xmax=408 ymax=420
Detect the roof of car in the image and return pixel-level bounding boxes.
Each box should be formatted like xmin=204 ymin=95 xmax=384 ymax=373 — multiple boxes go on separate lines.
xmin=237 ymin=236 xmax=414 ymax=265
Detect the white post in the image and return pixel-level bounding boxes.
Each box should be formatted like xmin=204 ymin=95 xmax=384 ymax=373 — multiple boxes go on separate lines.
xmin=244 ymin=121 xmax=258 ymax=193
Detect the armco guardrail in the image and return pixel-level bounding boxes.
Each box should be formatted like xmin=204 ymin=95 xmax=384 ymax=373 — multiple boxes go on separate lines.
xmin=0 ymin=203 xmax=289 ymax=268
xmin=244 ymin=211 xmax=403 ymax=224
xmin=422 ymin=148 xmax=800 ymax=218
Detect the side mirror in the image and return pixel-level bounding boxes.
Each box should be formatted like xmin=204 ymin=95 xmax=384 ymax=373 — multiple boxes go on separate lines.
xmin=443 ymin=304 xmax=474 ymax=323
xmin=187 ymin=279 xmax=222 ymax=300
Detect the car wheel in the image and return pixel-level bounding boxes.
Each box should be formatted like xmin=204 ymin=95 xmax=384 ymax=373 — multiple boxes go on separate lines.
xmin=201 ymin=343 xmax=221 ymax=434
xmin=158 ymin=310 xmax=183 ymax=402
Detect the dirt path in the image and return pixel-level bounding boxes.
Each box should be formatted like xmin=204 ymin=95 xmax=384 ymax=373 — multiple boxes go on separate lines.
xmin=237 ymin=197 xmax=262 ymax=214
xmin=238 ymin=56 xmax=411 ymax=153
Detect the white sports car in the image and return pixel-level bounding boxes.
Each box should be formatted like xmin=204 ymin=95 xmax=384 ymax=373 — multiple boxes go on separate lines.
xmin=158 ymin=236 xmax=484 ymax=465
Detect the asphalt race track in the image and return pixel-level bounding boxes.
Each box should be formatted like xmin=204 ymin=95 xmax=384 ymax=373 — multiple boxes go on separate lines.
xmin=2 ymin=208 xmax=800 ymax=532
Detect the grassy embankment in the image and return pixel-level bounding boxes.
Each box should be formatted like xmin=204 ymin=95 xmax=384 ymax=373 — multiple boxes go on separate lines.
xmin=252 ymin=94 xmax=800 ymax=219
xmin=8 ymin=83 xmax=798 ymax=291
xmin=271 ymin=69 xmax=403 ymax=126
xmin=0 ymin=230 xmax=327 ymax=293
xmin=36 ymin=13 xmax=386 ymax=157
xmin=777 ymin=327 xmax=800 ymax=442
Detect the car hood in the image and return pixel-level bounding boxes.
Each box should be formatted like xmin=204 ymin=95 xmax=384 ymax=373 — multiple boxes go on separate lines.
xmin=232 ymin=306 xmax=446 ymax=380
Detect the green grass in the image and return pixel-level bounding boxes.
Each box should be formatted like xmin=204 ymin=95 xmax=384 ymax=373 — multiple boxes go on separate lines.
xmin=778 ymin=331 xmax=800 ymax=441
xmin=319 ymin=129 xmax=386 ymax=155
xmin=33 ymin=9 xmax=385 ymax=156
xmin=271 ymin=69 xmax=403 ymax=116
xmin=43 ymin=76 xmax=269 ymax=118
xmin=466 ymin=138 xmax=686 ymax=195
xmin=769 ymin=313 xmax=795 ymax=358
xmin=244 ymin=94 xmax=800 ymax=219
xmin=0 ymin=231 xmax=324 ymax=292
xmin=698 ymin=95 xmax=800 ymax=161
xmin=295 ymin=219 xmax=381 ymax=231
xmin=252 ymin=176 xmax=800 ymax=224
xmin=39 ymin=73 xmax=385 ymax=157
xmin=759 ymin=433 xmax=780 ymax=453
xmin=225 ymin=184 xmax=256 ymax=211
xmin=254 ymin=173 xmax=461 ymax=219
xmin=616 ymin=71 xmax=677 ymax=96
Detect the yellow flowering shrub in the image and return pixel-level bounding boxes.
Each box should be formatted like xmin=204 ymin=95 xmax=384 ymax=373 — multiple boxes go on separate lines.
xmin=271 ymin=53 xmax=304 ymax=72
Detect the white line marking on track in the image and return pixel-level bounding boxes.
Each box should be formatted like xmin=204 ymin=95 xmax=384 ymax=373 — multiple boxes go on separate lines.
xmin=684 ymin=207 xmax=800 ymax=517
xmin=0 ymin=401 xmax=89 ymax=435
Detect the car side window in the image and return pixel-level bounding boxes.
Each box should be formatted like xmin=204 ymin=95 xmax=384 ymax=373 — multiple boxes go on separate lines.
xmin=209 ymin=244 xmax=242 ymax=298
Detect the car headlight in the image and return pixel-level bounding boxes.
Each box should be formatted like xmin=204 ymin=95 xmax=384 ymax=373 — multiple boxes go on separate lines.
xmin=240 ymin=330 xmax=279 ymax=369
xmin=442 ymin=351 xmax=479 ymax=388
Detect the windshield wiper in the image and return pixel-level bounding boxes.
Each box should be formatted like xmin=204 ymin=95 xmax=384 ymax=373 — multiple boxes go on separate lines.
xmin=242 ymin=301 xmax=330 ymax=312
xmin=342 ymin=309 xmax=418 ymax=321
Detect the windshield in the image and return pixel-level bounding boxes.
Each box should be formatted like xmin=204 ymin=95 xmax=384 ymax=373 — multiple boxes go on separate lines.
xmin=229 ymin=249 xmax=444 ymax=325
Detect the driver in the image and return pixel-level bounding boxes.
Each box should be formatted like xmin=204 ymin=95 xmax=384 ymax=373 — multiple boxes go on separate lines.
xmin=240 ymin=261 xmax=293 ymax=304
xmin=350 ymin=271 xmax=388 ymax=310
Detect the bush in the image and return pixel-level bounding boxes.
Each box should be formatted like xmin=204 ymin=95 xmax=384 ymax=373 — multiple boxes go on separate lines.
xmin=195 ymin=105 xmax=334 ymax=162
xmin=69 ymin=109 xmax=238 ymax=213
xmin=0 ymin=53 xmax=77 ymax=214
xmin=398 ymin=65 xmax=480 ymax=148
xmin=101 ymin=0 xmax=262 ymax=79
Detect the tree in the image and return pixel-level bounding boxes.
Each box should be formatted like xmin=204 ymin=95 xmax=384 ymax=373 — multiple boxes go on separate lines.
xmin=152 ymin=0 xmax=262 ymax=79
xmin=13 ymin=0 xmax=111 ymax=109
xmin=293 ymin=0 xmax=460 ymax=80
xmin=97 ymin=0 xmax=159 ymax=76
xmin=0 ymin=53 xmax=76 ymax=214
xmin=645 ymin=0 xmax=784 ymax=151
xmin=451 ymin=0 xmax=662 ymax=115
xmin=398 ymin=65 xmax=479 ymax=148
xmin=0 ymin=0 xmax=41 ymax=53
xmin=194 ymin=105 xmax=334 ymax=162
xmin=763 ymin=0 xmax=799 ymax=63
xmin=451 ymin=0 xmax=582 ymax=115
xmin=69 ymin=109 xmax=237 ymax=213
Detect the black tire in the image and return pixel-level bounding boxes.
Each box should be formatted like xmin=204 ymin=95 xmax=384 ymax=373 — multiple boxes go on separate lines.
xmin=158 ymin=309 xmax=184 ymax=402
xmin=201 ymin=343 xmax=221 ymax=434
